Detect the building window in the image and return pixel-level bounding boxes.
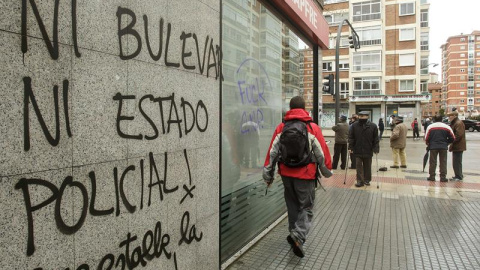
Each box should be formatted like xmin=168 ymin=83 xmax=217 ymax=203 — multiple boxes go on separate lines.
xmin=356 ymin=26 xmax=382 ymax=46
xmin=340 ymin=82 xmax=349 ymax=95
xmin=421 ymin=9 xmax=428 ymax=27
xmin=352 ymin=0 xmax=381 ymax=22
xmin=420 ymin=32 xmax=429 ymax=50
xmin=399 ymin=53 xmax=415 ymax=66
xmin=460 ymin=84 xmax=465 ymax=88
xmin=399 ymin=3 xmax=415 ymax=16
xmin=323 ymin=62 xmax=333 ymax=71
xmin=353 ymin=77 xmax=381 ymax=95
xmin=339 ymin=61 xmax=350 ymax=70
xmin=460 ymin=53 xmax=466 ymax=57
xmin=325 ymin=12 xmax=349 ymax=25
xmin=460 ymin=61 xmax=466 ymax=65
xmin=420 ymin=57 xmax=429 ymax=75
xmin=352 ymin=51 xmax=382 ymax=71
xmin=460 ymin=69 xmax=465 ymax=72
xmin=399 ymin=79 xmax=415 ymax=92
xmin=460 ymin=37 xmax=465 ymax=42
xmin=399 ymin=28 xmax=415 ymax=41
xmin=460 ymin=99 xmax=465 ymax=103
xmin=329 ymin=36 xmax=350 ymax=49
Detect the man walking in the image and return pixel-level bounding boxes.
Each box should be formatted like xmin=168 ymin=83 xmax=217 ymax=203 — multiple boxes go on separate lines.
xmin=348 ymin=114 xmax=358 ymax=169
xmin=411 ymin=118 xmax=420 ymax=140
xmin=425 ymin=115 xmax=455 ymax=182
xmin=390 ymin=116 xmax=408 ymax=168
xmin=262 ymin=96 xmax=332 ymax=258
xmin=447 ymin=111 xmax=466 ymax=181
xmin=332 ymin=115 xmax=349 ymax=170
xmin=348 ymin=111 xmax=379 ymax=187
xmin=378 ymin=118 xmax=385 ymax=140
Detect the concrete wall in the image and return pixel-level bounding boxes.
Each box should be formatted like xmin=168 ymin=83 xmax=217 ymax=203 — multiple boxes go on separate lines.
xmin=0 ymin=0 xmax=220 ymax=269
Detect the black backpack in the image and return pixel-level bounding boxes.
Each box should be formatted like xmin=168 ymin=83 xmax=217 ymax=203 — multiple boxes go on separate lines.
xmin=279 ymin=120 xmax=313 ymax=167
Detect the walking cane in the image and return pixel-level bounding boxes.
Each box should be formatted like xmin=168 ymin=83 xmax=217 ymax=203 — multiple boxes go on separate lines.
xmin=375 ymin=153 xmax=379 ymax=189
xmin=344 ymin=151 xmax=350 ymax=185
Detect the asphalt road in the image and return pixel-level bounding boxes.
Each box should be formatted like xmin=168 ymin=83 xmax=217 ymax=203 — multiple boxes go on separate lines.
xmin=326 ymin=131 xmax=480 ymax=173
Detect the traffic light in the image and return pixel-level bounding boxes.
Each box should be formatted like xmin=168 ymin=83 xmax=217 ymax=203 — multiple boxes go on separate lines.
xmin=349 ymin=35 xmax=359 ymax=50
xmin=323 ymin=74 xmax=334 ymax=95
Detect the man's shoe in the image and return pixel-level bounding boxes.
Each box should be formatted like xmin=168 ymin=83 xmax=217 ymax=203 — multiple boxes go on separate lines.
xmin=427 ymin=177 xmax=435 ymax=181
xmin=440 ymin=179 xmax=448 ymax=182
xmin=355 ymin=182 xmax=364 ymax=187
xmin=287 ymin=235 xmax=304 ymax=258
xmin=365 ymin=181 xmax=371 ymax=186
xmin=390 ymin=165 xmax=399 ymax=168
xmin=349 ymin=167 xmax=356 ymax=169
xmin=400 ymin=165 xmax=407 ymax=168
xmin=451 ymin=177 xmax=462 ymax=181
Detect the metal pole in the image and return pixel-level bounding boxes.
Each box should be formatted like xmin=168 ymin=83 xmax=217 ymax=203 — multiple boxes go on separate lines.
xmin=335 ymin=19 xmax=359 ymax=125
xmin=313 ymin=45 xmax=319 ymax=124
xmin=334 ymin=21 xmax=342 ymax=125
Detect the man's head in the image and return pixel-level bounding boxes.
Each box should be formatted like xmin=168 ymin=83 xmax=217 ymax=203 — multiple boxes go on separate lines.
xmin=433 ymin=115 xmax=442 ymax=122
xmin=289 ymin=96 xmax=305 ymax=110
xmin=447 ymin=110 xmax=458 ymax=121
xmin=340 ymin=115 xmax=347 ymax=122
xmin=394 ymin=116 xmax=404 ymax=123
xmin=351 ymin=114 xmax=358 ymax=122
xmin=357 ymin=111 xmax=369 ymax=123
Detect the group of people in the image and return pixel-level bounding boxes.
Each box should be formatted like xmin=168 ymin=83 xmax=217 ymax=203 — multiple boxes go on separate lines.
xmin=331 ymin=112 xmax=410 ymax=187
xmin=260 ymin=96 xmax=466 ymax=259
xmin=424 ymin=111 xmax=466 ymax=181
xmin=331 ymin=111 xmax=467 ymax=185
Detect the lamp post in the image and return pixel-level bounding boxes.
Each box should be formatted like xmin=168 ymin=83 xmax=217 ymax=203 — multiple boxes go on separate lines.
xmin=334 ymin=19 xmax=359 ymax=124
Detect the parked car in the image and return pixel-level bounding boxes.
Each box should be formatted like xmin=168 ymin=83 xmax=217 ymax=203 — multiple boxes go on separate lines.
xmin=462 ymin=119 xmax=480 ymax=132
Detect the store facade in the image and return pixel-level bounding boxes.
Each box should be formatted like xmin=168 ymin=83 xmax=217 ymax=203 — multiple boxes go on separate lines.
xmin=220 ymin=0 xmax=329 ymax=265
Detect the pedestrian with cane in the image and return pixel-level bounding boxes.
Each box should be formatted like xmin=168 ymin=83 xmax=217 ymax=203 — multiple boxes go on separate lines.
xmin=348 ymin=111 xmax=380 ymax=187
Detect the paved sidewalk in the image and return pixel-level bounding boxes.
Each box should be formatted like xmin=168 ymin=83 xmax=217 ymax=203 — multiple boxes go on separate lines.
xmin=225 ymin=160 xmax=480 ymax=269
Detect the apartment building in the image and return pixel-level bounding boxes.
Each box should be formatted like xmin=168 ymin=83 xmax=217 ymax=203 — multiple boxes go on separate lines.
xmin=424 ymin=73 xmax=442 ymax=117
xmin=441 ymin=31 xmax=480 ymax=118
xmin=321 ymin=0 xmax=431 ymax=128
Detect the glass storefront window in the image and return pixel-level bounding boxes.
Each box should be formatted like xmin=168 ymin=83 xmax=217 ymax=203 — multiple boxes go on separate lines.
xmin=221 ymin=0 xmax=312 ymax=262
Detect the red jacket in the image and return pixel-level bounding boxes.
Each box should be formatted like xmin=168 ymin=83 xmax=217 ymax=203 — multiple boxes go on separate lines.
xmin=263 ymin=109 xmax=332 ymax=180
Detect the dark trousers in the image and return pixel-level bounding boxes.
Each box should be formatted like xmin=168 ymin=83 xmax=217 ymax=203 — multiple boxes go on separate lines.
xmin=332 ymin=143 xmax=347 ymax=169
xmin=356 ymin=156 xmax=372 ymax=184
xmin=429 ymin=149 xmax=447 ymax=180
xmin=452 ymin=151 xmax=464 ymax=179
xmin=413 ymin=128 xmax=419 ymax=139
xmin=281 ymin=176 xmax=315 ymax=244
xmin=379 ymin=130 xmax=384 ymax=140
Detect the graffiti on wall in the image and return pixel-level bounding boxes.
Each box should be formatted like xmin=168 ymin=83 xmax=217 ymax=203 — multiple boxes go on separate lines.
xmin=320 ymin=108 xmax=348 ymax=128
xmin=10 ymin=1 xmax=217 ymax=269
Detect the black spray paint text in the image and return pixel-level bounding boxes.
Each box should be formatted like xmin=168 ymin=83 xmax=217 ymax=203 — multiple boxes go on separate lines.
xmin=113 ymin=93 xmax=208 ymax=140
xmin=15 ymin=150 xmax=200 ymax=257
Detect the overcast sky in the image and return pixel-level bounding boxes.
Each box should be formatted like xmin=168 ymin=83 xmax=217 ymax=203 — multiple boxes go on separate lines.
xmin=429 ymin=0 xmax=480 ymax=79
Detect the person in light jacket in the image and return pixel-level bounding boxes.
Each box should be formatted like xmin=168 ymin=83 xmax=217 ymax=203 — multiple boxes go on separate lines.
xmin=390 ymin=116 xmax=408 ymax=168
xmin=332 ymin=115 xmax=349 ymax=170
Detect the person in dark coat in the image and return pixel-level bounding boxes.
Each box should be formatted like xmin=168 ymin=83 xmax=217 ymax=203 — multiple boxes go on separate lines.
xmin=447 ymin=111 xmax=466 ymax=180
xmin=348 ymin=114 xmax=358 ymax=169
xmin=425 ymin=115 xmax=455 ymax=182
xmin=378 ymin=118 xmax=385 ymax=140
xmin=332 ymin=115 xmax=349 ymax=170
xmin=348 ymin=111 xmax=380 ymax=187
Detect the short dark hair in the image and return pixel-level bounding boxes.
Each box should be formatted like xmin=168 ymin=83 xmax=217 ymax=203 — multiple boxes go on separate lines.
xmin=433 ymin=115 xmax=442 ymax=122
xmin=290 ymin=96 xmax=305 ymax=109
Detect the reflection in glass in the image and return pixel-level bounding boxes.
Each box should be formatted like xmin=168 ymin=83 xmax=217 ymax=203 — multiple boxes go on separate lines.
xmin=220 ymin=0 xmax=310 ymax=262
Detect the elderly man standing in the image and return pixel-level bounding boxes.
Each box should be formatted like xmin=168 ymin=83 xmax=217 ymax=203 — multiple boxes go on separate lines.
xmin=447 ymin=111 xmax=466 ymax=181
xmin=348 ymin=111 xmax=379 ymax=187
xmin=390 ymin=116 xmax=408 ymax=168
xmin=332 ymin=115 xmax=349 ymax=170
